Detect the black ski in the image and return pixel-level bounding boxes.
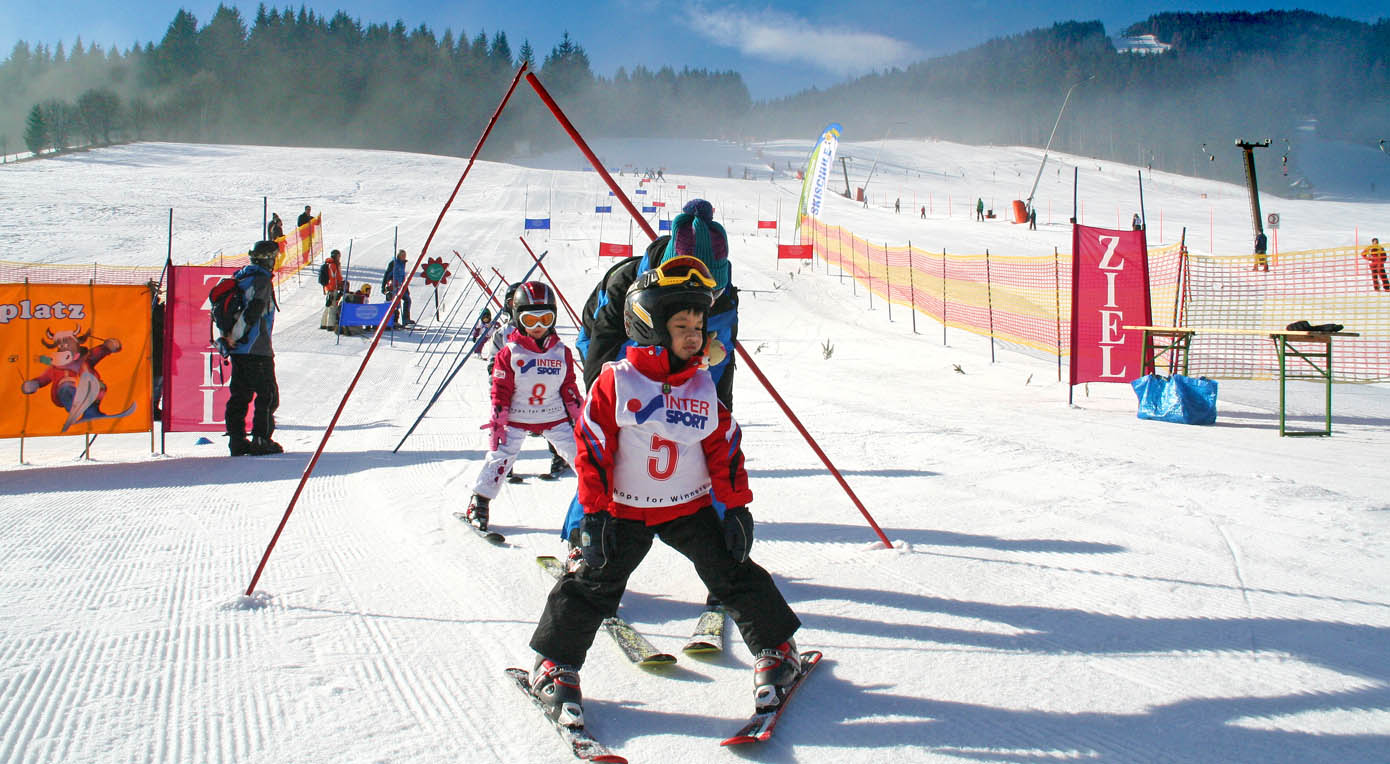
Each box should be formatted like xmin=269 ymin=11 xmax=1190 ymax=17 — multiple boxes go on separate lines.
xmin=452 ymin=511 xmax=505 ymax=544
xmin=503 ymin=668 xmax=627 ymax=762
xmin=535 ymin=556 xmax=676 ymax=667
xmin=682 ymin=605 xmax=726 ymax=654
xmin=720 ymin=651 xmax=823 ymax=746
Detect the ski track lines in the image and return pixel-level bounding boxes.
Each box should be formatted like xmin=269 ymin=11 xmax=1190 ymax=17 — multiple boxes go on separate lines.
xmin=0 ymin=492 xmax=272 ymax=764
xmin=270 ymin=451 xmax=526 ymax=761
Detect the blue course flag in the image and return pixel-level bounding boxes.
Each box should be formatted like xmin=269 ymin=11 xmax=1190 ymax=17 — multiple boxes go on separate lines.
xmin=635 ymin=189 xmax=647 ymax=195
xmin=524 ymin=218 xmax=551 ymax=230
xmin=339 ymin=302 xmax=395 ymax=328
xmin=608 ymin=190 xmax=615 ymax=196
xmin=595 ymin=205 xmax=613 ymax=213
xmin=659 ymin=219 xmax=671 ymax=231
xmin=642 ymin=205 xmax=656 ymax=213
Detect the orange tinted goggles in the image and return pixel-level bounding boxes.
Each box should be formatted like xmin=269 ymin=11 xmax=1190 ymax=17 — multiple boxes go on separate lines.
xmin=517 ymin=309 xmax=556 ymax=329
xmin=650 ymin=256 xmax=716 ymax=289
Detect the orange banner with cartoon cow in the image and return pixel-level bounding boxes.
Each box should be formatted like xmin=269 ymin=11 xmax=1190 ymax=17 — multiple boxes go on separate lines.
xmin=1 ymin=283 xmax=153 ymax=437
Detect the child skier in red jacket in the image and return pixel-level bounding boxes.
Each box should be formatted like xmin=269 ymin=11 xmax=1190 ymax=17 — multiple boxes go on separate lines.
xmin=464 ymin=282 xmax=582 ymax=532
xmin=523 ymin=256 xmax=802 ymax=729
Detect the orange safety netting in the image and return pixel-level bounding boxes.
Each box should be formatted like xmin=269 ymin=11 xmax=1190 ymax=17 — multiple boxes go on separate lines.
xmin=800 ymin=217 xmax=1389 ymax=382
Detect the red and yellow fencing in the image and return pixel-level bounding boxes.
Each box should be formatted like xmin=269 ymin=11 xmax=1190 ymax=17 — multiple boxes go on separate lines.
xmin=800 ymin=216 xmax=1389 ymax=382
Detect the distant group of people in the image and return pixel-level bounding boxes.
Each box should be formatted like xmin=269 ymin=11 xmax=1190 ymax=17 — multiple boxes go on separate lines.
xmin=266 ymin=205 xmax=316 ymax=241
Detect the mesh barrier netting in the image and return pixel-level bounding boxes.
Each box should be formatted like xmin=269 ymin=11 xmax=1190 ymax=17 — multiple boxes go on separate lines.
xmin=0 ymin=218 xmax=323 ymax=293
xmin=801 ymin=217 xmax=1388 ymax=383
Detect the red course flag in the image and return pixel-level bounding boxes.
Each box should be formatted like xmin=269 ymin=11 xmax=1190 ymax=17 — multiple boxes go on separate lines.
xmin=757 ymin=220 xmax=777 ymax=229
xmin=677 ymin=184 xmax=686 ymax=189
xmin=653 ymin=201 xmax=666 ymax=208
xmin=777 ymin=244 xmax=813 ymax=260
xmin=599 ymin=242 xmax=634 ymax=258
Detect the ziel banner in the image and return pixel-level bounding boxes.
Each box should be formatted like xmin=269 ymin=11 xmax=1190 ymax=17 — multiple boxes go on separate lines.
xmin=1 ymin=283 xmax=152 ymax=437
xmin=164 ymin=265 xmax=250 ymax=433
xmin=1069 ymin=225 xmax=1151 ymax=385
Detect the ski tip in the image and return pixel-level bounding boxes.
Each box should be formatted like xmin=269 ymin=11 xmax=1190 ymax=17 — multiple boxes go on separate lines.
xmin=682 ymin=644 xmax=720 ymax=655
xmin=638 ymin=654 xmax=678 ymax=667
xmin=720 ymin=735 xmax=759 ymax=747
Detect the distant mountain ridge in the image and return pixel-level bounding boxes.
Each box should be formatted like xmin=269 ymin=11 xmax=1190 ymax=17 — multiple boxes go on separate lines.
xmin=749 ymin=10 xmax=1389 ymax=195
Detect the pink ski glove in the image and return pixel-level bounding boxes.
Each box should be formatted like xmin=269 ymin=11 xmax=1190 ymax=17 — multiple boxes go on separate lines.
xmin=484 ymin=406 xmax=508 ymax=451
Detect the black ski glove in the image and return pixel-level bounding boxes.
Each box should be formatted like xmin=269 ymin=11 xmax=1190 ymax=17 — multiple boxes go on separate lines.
xmin=580 ymin=511 xmax=616 ymax=569
xmin=723 ymin=506 xmax=754 ymax=563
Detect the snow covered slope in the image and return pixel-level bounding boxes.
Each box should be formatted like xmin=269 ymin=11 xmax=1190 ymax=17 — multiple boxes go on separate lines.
xmin=1 ymin=139 xmax=1386 ymax=763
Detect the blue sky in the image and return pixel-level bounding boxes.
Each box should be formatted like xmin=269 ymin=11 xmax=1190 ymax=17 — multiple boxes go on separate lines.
xmin=4 ymin=1 xmax=1384 ymax=99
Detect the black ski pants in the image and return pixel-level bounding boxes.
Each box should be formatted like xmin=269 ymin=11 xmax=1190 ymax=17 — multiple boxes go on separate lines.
xmin=530 ymin=505 xmax=800 ymax=668
xmin=225 ymin=353 xmax=279 ymax=439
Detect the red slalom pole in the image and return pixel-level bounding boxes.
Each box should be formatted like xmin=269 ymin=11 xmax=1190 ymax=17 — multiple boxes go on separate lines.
xmin=735 ymin=343 xmax=891 ymax=547
xmin=526 ymin=70 xmax=890 ymax=546
xmin=518 ymin=236 xmax=581 ymax=328
xmin=460 ymin=256 xmax=503 ymax=308
xmin=526 ymin=73 xmax=657 ymax=242
xmin=243 ymin=63 xmax=530 ymax=597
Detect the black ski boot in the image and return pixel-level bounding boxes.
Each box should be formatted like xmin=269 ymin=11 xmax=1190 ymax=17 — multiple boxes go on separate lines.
xmin=539 ymin=449 xmax=569 ymax=481
xmin=506 ymin=469 xmax=525 ymax=484
xmin=227 ymin=433 xmax=252 ymax=457
xmin=466 ymin=494 xmax=491 ymax=531
xmin=248 ymin=436 xmax=283 ymax=455
xmin=530 ymin=656 xmax=584 ymax=728
xmin=752 ymin=638 xmax=801 ymax=711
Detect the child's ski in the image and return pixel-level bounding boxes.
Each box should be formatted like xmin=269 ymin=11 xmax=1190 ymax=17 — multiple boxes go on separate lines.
xmin=682 ymin=605 xmax=726 ymax=654
xmin=536 ymin=556 xmax=676 ymax=667
xmin=503 ymin=668 xmax=627 ymax=763
xmin=453 ymin=511 xmax=505 ymax=545
xmin=720 ymin=651 xmax=823 ymax=746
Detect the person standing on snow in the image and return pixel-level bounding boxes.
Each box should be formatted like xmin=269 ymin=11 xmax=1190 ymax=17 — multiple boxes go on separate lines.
xmin=484 ymin=282 xmax=570 ymax=481
xmin=222 ymin=240 xmax=282 ymax=456
xmin=319 ymin=249 xmax=345 ymax=330
xmin=976 ymin=197 xmax=985 ymax=221
xmin=382 ymin=249 xmax=415 ymax=327
xmin=463 ymin=282 xmax=583 ymax=534
xmin=1362 ymin=237 xmax=1388 ymax=291
xmin=524 ymin=256 xmax=803 ymax=729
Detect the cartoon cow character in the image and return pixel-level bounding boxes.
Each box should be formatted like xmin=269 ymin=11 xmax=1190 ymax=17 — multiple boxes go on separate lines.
xmin=20 ymin=325 xmax=128 ymax=431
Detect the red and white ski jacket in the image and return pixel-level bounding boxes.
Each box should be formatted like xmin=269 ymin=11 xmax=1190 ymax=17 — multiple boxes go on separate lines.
xmin=574 ymin=344 xmax=752 ymax=525
xmin=491 ymin=328 xmax=582 ymax=430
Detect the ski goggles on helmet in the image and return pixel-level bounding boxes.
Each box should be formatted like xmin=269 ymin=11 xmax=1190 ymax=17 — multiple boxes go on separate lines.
xmin=517 ymin=309 xmax=556 ymax=329
xmin=649 ymin=256 xmax=717 ymax=290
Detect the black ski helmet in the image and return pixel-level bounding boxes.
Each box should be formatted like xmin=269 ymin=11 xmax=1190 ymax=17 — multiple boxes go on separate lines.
xmin=249 ymin=240 xmax=278 ymax=270
xmin=512 ymin=281 xmax=556 ymax=319
xmin=623 ymin=256 xmax=716 ymax=347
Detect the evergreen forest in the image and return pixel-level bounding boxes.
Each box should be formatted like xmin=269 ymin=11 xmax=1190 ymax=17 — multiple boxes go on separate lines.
xmin=3 ymin=7 xmax=1386 ymax=195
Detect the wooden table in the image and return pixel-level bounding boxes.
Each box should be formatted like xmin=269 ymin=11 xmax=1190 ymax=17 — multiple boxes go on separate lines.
xmin=1123 ymin=326 xmax=1360 ymax=436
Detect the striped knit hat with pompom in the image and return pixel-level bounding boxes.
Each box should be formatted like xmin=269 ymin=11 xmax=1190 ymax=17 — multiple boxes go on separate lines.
xmin=662 ymin=198 xmax=730 ymax=292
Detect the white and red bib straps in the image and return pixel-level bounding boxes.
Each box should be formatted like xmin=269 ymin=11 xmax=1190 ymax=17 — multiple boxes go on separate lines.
xmin=609 ymin=359 xmax=718 ymax=508
xmin=505 ymin=337 xmax=572 ymax=424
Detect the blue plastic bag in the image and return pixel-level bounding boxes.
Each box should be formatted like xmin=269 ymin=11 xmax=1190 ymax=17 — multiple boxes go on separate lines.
xmin=1131 ymin=374 xmax=1219 ymax=425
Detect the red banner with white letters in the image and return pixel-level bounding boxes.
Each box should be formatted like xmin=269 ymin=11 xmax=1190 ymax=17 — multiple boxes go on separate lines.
xmin=598 ymin=242 xmax=634 ymax=258
xmin=757 ymin=220 xmax=777 ymax=229
xmin=164 ymin=265 xmax=251 ymax=433
xmin=1069 ymin=225 xmax=1151 ymax=385
xmin=777 ymin=244 xmax=813 ymax=260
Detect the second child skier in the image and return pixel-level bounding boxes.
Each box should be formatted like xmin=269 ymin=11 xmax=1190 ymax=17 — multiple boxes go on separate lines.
xmin=524 ymin=256 xmax=803 ymax=729
xmin=464 ymin=282 xmax=583 ymax=531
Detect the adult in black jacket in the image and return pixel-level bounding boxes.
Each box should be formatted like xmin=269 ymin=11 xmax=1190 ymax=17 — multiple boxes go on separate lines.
xmin=578 ymin=240 xmax=738 ymax=408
